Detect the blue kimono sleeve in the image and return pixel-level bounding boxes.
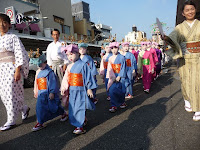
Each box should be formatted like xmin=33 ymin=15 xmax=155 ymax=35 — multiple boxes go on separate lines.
xmin=82 ymin=64 xmax=98 ymax=90
xmin=89 ymin=59 xmax=98 ymax=76
xmin=47 ymin=71 xmax=59 ymax=94
xmin=118 ymin=57 xmax=127 ymax=78
xmin=130 ymin=54 xmax=137 ymax=71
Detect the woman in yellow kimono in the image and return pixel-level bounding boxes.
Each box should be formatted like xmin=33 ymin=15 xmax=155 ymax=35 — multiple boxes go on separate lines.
xmin=164 ymin=1 xmax=200 ymax=121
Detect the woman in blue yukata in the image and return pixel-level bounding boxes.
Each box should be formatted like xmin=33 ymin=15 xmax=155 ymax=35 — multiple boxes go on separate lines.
xmin=61 ymin=44 xmax=97 ymax=135
xmin=79 ymin=43 xmax=98 ymax=104
xmin=33 ymin=54 xmax=68 ymax=131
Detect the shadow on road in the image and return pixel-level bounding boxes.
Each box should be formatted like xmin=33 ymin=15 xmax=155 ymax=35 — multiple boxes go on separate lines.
xmin=0 ymin=63 xmax=180 ymax=150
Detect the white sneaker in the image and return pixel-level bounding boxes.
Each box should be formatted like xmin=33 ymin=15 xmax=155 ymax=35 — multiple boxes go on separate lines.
xmin=184 ymin=100 xmax=192 ymax=112
xmin=60 ymin=112 xmax=68 ymax=122
xmin=73 ymin=127 xmax=86 ymax=135
xmin=0 ymin=123 xmax=16 ymax=131
xmin=144 ymin=89 xmax=149 ymax=94
xmin=193 ymin=112 xmax=200 ymax=121
xmin=22 ymin=107 xmax=30 ymax=120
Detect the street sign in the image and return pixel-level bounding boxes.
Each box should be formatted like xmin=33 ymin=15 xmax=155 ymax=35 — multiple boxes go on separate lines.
xmin=5 ymin=6 xmax=16 ymax=24
xmin=16 ymin=13 xmax=24 ymax=24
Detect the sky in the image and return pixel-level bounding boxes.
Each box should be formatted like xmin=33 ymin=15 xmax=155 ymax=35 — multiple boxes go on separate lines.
xmin=71 ymin=0 xmax=178 ymax=40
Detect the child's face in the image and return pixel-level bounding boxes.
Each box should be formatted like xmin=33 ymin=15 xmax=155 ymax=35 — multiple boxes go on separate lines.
xmin=156 ymin=45 xmax=159 ymax=49
xmin=142 ymin=44 xmax=147 ymax=50
xmin=39 ymin=63 xmax=46 ymax=70
xmin=105 ymin=46 xmax=111 ymax=53
xmin=67 ymin=52 xmax=79 ymax=62
xmin=147 ymin=44 xmax=151 ymax=48
xmin=134 ymin=46 xmax=138 ymax=50
xmin=79 ymin=47 xmax=87 ymax=55
xmin=112 ymin=47 xmax=118 ymax=55
xmin=129 ymin=46 xmax=134 ymax=50
xmin=151 ymin=44 xmax=155 ymax=48
xmin=122 ymin=45 xmax=129 ymax=52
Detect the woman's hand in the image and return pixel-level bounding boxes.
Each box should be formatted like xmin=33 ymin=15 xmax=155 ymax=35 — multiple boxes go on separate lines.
xmin=14 ymin=67 xmax=21 ymax=82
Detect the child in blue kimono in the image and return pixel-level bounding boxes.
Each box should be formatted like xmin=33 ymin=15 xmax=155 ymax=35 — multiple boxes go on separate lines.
xmin=33 ymin=54 xmax=68 ymax=132
xmin=99 ymin=42 xmax=112 ymax=100
xmin=79 ymin=43 xmax=98 ymax=104
xmin=106 ymin=42 xmax=129 ymax=112
xmin=61 ymin=44 xmax=97 ymax=135
xmin=121 ymin=42 xmax=137 ymax=99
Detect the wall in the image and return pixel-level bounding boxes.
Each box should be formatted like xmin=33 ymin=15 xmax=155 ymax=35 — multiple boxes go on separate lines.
xmin=38 ymin=0 xmax=74 ymax=37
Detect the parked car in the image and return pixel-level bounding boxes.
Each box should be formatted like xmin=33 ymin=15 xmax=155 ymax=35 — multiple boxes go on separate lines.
xmin=24 ymin=63 xmax=37 ymax=88
xmin=93 ymin=57 xmax=101 ymax=68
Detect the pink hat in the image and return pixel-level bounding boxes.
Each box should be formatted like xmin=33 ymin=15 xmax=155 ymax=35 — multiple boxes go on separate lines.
xmin=61 ymin=44 xmax=79 ymax=53
xmin=147 ymin=41 xmax=152 ymax=45
xmin=140 ymin=42 xmax=147 ymax=46
xmin=109 ymin=42 xmax=120 ymax=48
xmin=122 ymin=42 xmax=130 ymax=46
xmin=152 ymin=42 xmax=158 ymax=46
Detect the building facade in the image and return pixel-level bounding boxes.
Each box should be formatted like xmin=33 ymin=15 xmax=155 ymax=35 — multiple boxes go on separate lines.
xmin=71 ymin=1 xmax=90 ymax=22
xmin=0 ymin=0 xmax=74 ymax=39
xmin=125 ymin=25 xmax=146 ymax=43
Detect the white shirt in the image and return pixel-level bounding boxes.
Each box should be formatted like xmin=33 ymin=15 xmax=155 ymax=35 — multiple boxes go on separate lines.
xmin=186 ymin=19 xmax=196 ymax=28
xmin=46 ymin=40 xmax=69 ymax=66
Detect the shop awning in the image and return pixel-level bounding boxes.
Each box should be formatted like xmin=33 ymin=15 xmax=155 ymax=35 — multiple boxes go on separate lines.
xmin=30 ymin=24 xmax=41 ymax=32
xmin=16 ymin=23 xmax=27 ymax=30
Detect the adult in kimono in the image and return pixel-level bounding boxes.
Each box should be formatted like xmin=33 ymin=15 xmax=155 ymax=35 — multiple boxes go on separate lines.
xmin=148 ymin=42 xmax=158 ymax=80
xmin=0 ymin=14 xmax=30 ymax=131
xmin=99 ymin=42 xmax=112 ymax=100
xmin=155 ymin=43 xmax=162 ymax=78
xmin=138 ymin=42 xmax=155 ymax=94
xmin=61 ymin=44 xmax=97 ymax=134
xmin=106 ymin=42 xmax=128 ymax=112
xmin=163 ymin=1 xmax=200 ymax=121
xmin=33 ymin=54 xmax=68 ymax=131
xmin=79 ymin=43 xmax=98 ymax=104
xmin=121 ymin=42 xmax=137 ymax=99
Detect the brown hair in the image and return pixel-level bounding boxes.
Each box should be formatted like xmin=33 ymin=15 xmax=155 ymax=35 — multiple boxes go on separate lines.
xmin=182 ymin=1 xmax=196 ymax=12
xmin=0 ymin=13 xmax=11 ymax=24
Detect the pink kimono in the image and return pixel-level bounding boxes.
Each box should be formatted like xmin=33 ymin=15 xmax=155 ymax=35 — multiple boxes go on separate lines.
xmin=138 ymin=51 xmax=155 ymax=90
xmin=149 ymin=48 xmax=158 ymax=79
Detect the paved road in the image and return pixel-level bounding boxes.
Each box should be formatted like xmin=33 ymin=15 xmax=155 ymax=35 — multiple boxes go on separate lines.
xmin=0 ymin=63 xmax=200 ymax=150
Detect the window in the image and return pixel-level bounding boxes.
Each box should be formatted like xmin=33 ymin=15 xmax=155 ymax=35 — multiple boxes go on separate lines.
xmin=87 ymin=30 xmax=91 ymax=36
xmin=61 ymin=25 xmax=70 ymax=35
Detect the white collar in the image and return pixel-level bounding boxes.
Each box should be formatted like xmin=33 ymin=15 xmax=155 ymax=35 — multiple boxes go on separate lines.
xmin=186 ymin=19 xmax=196 ymax=28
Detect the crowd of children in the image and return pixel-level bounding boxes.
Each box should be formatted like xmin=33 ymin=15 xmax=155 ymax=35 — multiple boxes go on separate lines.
xmin=29 ymin=39 xmax=165 ymax=135
xmin=5 ymin=36 xmax=163 ymax=135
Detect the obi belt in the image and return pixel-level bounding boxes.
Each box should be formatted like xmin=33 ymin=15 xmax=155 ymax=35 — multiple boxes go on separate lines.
xmin=37 ymin=77 xmax=47 ymax=90
xmin=111 ymin=64 xmax=121 ymax=74
xmin=126 ymin=59 xmax=131 ymax=67
xmin=68 ymin=73 xmax=83 ymax=86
